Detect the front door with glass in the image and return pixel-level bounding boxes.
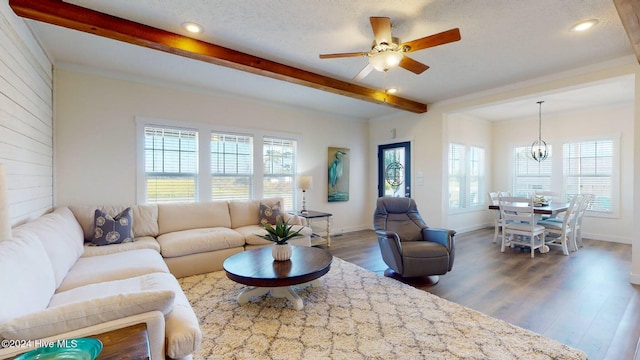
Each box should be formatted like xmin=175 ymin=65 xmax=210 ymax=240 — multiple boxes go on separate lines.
xmin=378 ymin=142 xmax=411 ymax=197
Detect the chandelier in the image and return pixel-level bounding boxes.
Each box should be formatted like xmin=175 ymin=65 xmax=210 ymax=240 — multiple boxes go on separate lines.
xmin=530 ymin=100 xmax=549 ymax=162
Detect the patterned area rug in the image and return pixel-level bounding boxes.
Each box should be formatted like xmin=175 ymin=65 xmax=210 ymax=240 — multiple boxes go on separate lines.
xmin=179 ymin=257 xmax=586 ymax=359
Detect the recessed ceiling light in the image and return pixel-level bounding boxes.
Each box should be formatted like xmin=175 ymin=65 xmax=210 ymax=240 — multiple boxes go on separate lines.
xmin=385 ymin=88 xmax=398 ymax=94
xmin=570 ymin=19 xmax=598 ymax=32
xmin=182 ymin=22 xmax=203 ymax=34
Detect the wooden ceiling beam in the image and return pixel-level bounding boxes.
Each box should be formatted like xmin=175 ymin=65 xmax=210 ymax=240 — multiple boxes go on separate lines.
xmin=9 ymin=0 xmax=427 ymax=114
xmin=613 ymin=0 xmax=640 ymax=65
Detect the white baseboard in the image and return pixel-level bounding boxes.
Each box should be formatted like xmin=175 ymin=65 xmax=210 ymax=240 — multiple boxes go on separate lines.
xmin=454 ymin=224 xmax=494 ymax=234
xmin=581 ymin=232 xmax=631 ymax=244
xmin=629 ymin=272 xmax=640 ymax=285
xmin=330 ymin=225 xmax=370 ymax=236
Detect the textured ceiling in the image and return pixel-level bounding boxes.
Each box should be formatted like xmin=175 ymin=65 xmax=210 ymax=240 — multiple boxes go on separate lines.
xmin=25 ymin=0 xmax=635 ymax=119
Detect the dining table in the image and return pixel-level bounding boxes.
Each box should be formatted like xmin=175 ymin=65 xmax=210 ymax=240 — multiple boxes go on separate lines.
xmin=488 ymin=201 xmax=570 ymax=253
xmin=488 ymin=202 xmax=569 ymax=216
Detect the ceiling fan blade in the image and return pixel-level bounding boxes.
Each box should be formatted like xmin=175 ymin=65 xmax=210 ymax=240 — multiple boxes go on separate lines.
xmin=400 ymin=28 xmax=461 ymax=53
xmin=353 ymin=64 xmax=374 ymax=81
xmin=319 ymin=52 xmax=368 ymax=59
xmin=370 ymin=17 xmax=392 ymax=45
xmin=399 ymin=56 xmax=430 ymax=74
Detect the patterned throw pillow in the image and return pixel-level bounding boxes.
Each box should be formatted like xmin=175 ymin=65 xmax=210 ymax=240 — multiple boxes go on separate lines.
xmin=259 ymin=201 xmax=281 ymax=227
xmin=92 ymin=208 xmax=134 ymax=246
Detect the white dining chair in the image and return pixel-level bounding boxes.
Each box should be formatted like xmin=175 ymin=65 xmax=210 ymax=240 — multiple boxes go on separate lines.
xmin=573 ymin=194 xmax=592 ymax=249
xmin=499 ymin=196 xmax=546 ymax=258
xmin=537 ymin=194 xmax=581 ymax=255
xmin=488 ymin=192 xmax=502 ymax=244
xmin=488 ymin=191 xmax=514 ymax=244
xmin=543 ymin=193 xmax=592 ymax=250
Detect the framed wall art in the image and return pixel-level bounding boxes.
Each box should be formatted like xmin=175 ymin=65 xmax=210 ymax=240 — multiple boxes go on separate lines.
xmin=328 ymin=147 xmax=349 ymax=202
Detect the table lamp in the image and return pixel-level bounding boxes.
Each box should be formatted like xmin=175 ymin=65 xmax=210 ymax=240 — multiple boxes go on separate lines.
xmin=297 ymin=175 xmax=313 ymax=214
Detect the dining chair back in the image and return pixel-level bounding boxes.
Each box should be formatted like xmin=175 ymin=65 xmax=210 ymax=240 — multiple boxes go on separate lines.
xmin=537 ymin=194 xmax=581 ymax=255
xmin=498 ymin=196 xmax=546 ymax=258
xmin=488 ymin=192 xmax=502 ymax=244
xmin=543 ymin=193 xmax=592 ymax=249
xmin=573 ymin=194 xmax=592 ymax=248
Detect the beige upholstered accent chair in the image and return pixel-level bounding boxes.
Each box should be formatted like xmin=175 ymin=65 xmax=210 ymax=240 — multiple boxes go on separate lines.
xmin=373 ymin=197 xmax=456 ymax=285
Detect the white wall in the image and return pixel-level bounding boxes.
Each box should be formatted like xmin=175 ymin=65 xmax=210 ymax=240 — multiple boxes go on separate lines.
xmin=54 ymin=68 xmax=371 ymax=234
xmin=368 ymin=110 xmax=446 ymax=227
xmin=0 ymin=2 xmax=53 ymax=226
xmin=446 ymin=113 xmax=493 ymax=233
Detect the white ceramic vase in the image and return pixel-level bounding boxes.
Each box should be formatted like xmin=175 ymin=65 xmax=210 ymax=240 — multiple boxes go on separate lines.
xmin=272 ymin=243 xmax=292 ymax=261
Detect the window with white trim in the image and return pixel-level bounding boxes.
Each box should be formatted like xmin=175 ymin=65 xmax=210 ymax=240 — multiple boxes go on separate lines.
xmin=144 ymin=126 xmax=198 ymax=204
xmin=448 ymin=143 xmax=464 ymax=208
xmin=564 ymin=140 xmax=613 ymax=213
xmin=448 ymin=143 xmax=485 ymax=209
xmin=263 ymin=137 xmax=296 ymax=209
xmin=137 ymin=118 xmax=300 ymax=208
xmin=469 ymin=146 xmax=485 ymax=207
xmin=513 ymin=145 xmax=552 ymax=197
xmin=211 ymin=133 xmax=253 ymax=201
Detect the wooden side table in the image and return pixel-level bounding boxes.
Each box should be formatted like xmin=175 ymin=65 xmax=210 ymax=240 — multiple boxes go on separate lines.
xmin=292 ymin=210 xmax=333 ymax=247
xmin=92 ymin=323 xmax=150 ymax=360
xmin=4 ymin=323 xmax=150 ymax=360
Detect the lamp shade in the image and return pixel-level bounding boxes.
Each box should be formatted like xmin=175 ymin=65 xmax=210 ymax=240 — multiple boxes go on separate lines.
xmin=297 ymin=176 xmax=313 ymax=191
xmin=368 ymin=51 xmax=403 ymax=72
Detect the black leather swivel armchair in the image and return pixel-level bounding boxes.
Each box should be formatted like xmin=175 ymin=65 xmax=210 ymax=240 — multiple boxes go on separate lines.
xmin=373 ymin=197 xmax=455 ymax=285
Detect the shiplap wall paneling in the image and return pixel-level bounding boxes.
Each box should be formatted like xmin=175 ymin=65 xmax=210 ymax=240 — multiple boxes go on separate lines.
xmin=0 ymin=5 xmax=53 ymax=226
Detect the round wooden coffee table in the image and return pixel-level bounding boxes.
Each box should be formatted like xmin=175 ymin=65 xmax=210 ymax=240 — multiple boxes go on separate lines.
xmin=223 ymin=246 xmax=332 ymax=310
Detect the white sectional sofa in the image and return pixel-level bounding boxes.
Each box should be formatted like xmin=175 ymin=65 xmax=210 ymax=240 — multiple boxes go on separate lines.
xmin=0 ymin=197 xmax=311 ymax=359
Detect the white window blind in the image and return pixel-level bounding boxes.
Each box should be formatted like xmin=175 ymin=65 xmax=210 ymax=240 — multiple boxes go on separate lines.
xmin=448 ymin=143 xmax=464 ymax=208
xmin=211 ymin=133 xmax=253 ymax=201
xmin=514 ymin=145 xmax=552 ymax=197
xmin=263 ymin=137 xmax=296 ymax=209
xmin=469 ymin=146 xmax=485 ymax=206
xmin=144 ymin=126 xmax=198 ymax=203
xmin=564 ymin=140 xmax=613 ymax=213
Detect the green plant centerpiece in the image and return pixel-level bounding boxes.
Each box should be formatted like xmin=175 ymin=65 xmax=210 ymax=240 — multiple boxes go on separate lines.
xmin=257 ymin=217 xmax=303 ymax=261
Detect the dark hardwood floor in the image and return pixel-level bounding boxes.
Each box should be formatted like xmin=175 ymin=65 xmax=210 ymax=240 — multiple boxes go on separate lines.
xmin=320 ymin=228 xmax=640 ymax=360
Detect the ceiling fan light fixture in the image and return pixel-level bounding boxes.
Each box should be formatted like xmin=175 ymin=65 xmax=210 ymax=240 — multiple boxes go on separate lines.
xmin=368 ymin=50 xmax=403 ymax=72
xmin=182 ymin=22 xmax=203 ymax=34
xmin=570 ymin=19 xmax=598 ymax=32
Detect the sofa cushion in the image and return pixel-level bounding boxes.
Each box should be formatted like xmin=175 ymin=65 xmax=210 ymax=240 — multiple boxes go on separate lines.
xmin=0 ymin=231 xmax=56 ymax=323
xmin=229 ymin=197 xmax=283 ymax=228
xmin=258 ymin=201 xmax=282 ymax=226
xmin=0 ymin=290 xmax=175 ymax=340
xmin=50 ymin=272 xmax=201 ymax=359
xmin=69 ymin=204 xmax=159 ymax=240
xmin=158 ymin=201 xmax=230 ymax=235
xmin=13 ymin=207 xmax=84 ymax=289
xmin=157 ymin=228 xmax=245 ymax=258
xmin=92 ymin=208 xmax=134 ymax=246
xmin=81 ymin=236 xmax=160 ymax=257
xmin=235 ymin=224 xmax=312 ymax=246
xmin=57 ymin=249 xmax=170 ymax=293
